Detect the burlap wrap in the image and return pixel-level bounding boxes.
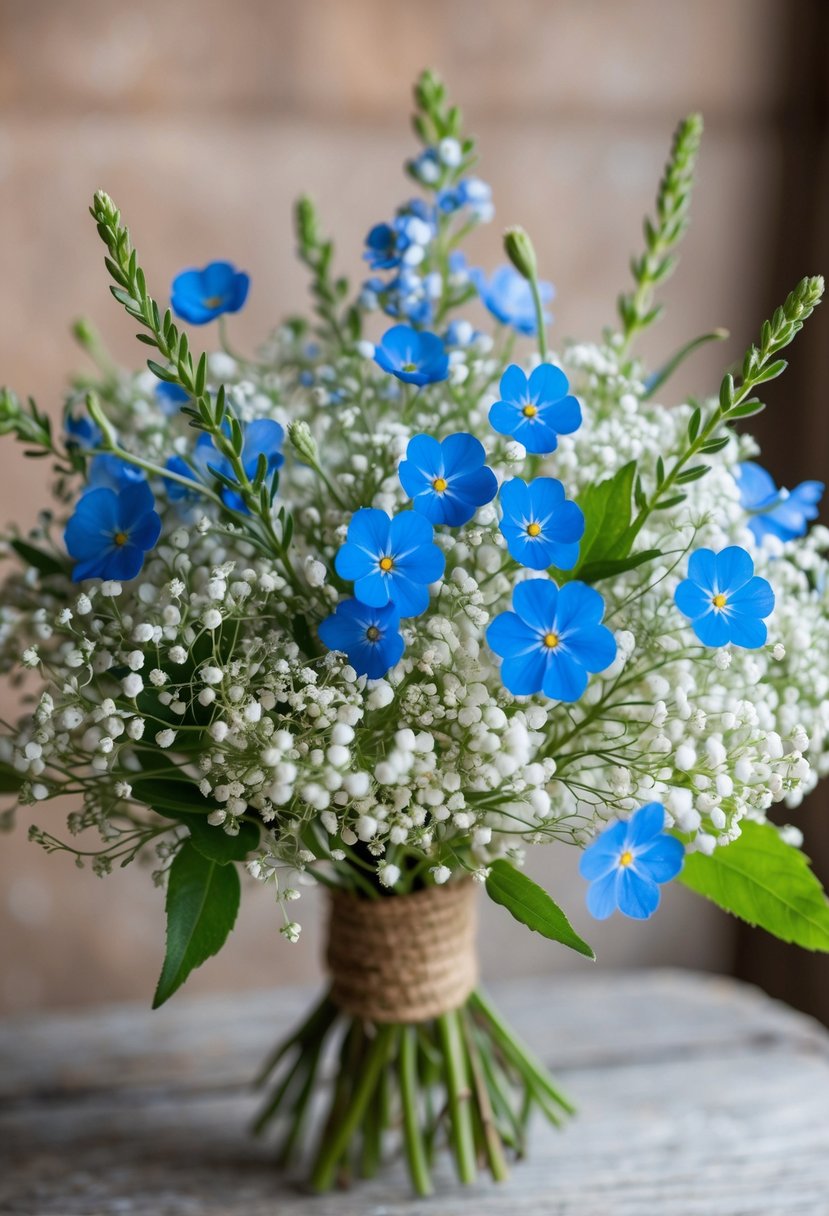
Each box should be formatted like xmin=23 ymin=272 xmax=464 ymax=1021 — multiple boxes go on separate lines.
xmin=326 ymin=879 xmax=479 ymax=1023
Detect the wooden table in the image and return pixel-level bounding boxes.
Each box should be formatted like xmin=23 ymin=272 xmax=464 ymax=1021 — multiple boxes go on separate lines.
xmin=1 ymin=970 xmax=828 ymax=1215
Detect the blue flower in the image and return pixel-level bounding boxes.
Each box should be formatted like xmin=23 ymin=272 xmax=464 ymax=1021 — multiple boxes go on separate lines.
xmin=489 ymin=364 xmax=581 ymax=454
xmin=193 ymin=419 xmax=284 ymax=512
xmin=374 ymin=325 xmax=449 ymax=386
xmin=335 ymin=508 xmax=445 ymax=618
xmin=318 ymin=599 xmax=404 ymax=679
xmin=498 ymin=477 xmax=584 ymax=570
xmin=364 ymin=224 xmax=401 ymax=272
xmin=65 ymin=480 xmax=161 ymax=583
xmin=735 ymin=461 xmax=824 ymax=544
xmin=85 ymin=454 xmax=146 ymax=494
xmin=471 ymin=265 xmax=553 ymax=335
xmin=487 ymin=578 xmax=616 ymax=701
xmin=65 ymin=413 xmax=102 ymax=451
xmin=164 ymin=455 xmax=200 ymax=501
xmin=579 ymin=802 xmax=684 ymax=921
xmin=675 ymin=546 xmax=775 ymax=648
xmin=155 ymin=381 xmax=190 ymax=416
xmin=171 ymin=261 xmax=250 ymax=325
xmin=398 ymin=433 xmax=497 ymax=526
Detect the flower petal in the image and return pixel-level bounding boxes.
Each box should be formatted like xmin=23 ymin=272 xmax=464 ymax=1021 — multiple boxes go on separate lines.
xmin=486 ymin=611 xmax=537 ymax=658
xmin=585 ymin=869 xmax=620 ymax=920
xmin=498 ymin=364 xmax=529 ymax=404
xmin=617 ymin=868 xmax=660 ymax=919
xmin=563 ymin=623 xmax=616 ymax=673
xmin=512 ymin=578 xmax=558 ymax=631
xmin=542 ymin=650 xmax=588 ymax=702
xmin=687 ymin=548 xmax=717 ymax=591
xmin=555 ymin=581 xmax=606 ymax=632
xmin=635 ymin=835 xmax=684 ymax=884
xmin=579 ymin=820 xmax=628 ymax=879
xmin=727 ymin=615 xmax=767 ymax=649
xmin=501 ymin=648 xmax=548 ymax=695
xmin=675 ymin=578 xmax=711 ymax=621
xmin=527 ymin=363 xmax=569 ymax=403
xmin=728 ymin=575 xmax=774 ymax=619
xmin=626 ymin=802 xmax=667 ymax=847
xmin=715 ymin=546 xmax=754 ymax=594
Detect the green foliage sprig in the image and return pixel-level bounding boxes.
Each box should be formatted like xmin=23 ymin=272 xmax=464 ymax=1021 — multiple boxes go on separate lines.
xmin=295 ymin=196 xmax=360 ymax=347
xmin=617 ymin=113 xmax=703 ymax=349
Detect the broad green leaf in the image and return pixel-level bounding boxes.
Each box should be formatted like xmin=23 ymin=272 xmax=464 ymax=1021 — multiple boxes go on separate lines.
xmin=485 ymin=859 xmax=595 ymax=959
xmin=10 ymin=539 xmax=67 ymax=578
xmin=578 ymin=548 xmax=662 ymax=584
xmin=187 ymin=816 xmax=260 ymax=864
xmin=575 ymin=461 xmax=637 ymax=572
xmin=679 ymin=820 xmax=829 ymax=951
xmin=153 ymin=841 xmax=240 ymax=1007
xmin=0 ymin=763 xmax=25 ymax=794
xmin=130 ymin=776 xmax=214 ymax=817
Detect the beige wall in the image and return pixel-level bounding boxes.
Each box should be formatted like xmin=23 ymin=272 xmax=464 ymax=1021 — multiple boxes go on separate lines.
xmin=0 ymin=0 xmax=793 ymax=1012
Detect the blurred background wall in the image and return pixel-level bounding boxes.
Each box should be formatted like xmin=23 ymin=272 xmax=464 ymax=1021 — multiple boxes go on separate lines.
xmin=0 ymin=0 xmax=826 ymax=1018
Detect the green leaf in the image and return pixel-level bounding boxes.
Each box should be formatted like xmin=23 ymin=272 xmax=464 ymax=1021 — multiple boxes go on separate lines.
xmin=10 ymin=539 xmax=67 ymax=578
xmin=0 ymin=763 xmax=24 ymax=793
xmin=187 ymin=817 xmax=260 ymax=864
xmin=726 ymin=399 xmax=767 ymax=421
xmin=679 ymin=820 xmax=829 ymax=951
xmin=130 ymin=776 xmax=213 ymax=817
xmin=579 ymin=548 xmax=662 ymax=584
xmin=485 ymin=860 xmax=595 ymax=959
xmin=575 ymin=461 xmax=637 ymax=571
xmin=153 ymin=841 xmax=240 ymax=1007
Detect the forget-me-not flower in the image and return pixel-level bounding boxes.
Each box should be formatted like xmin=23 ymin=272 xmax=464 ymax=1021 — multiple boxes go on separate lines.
xmin=318 ymin=599 xmax=404 ymax=679
xmin=193 ymin=418 xmax=284 ymax=512
xmin=398 ymin=433 xmax=497 ymax=526
xmin=65 ymin=413 xmax=102 ymax=451
xmin=579 ymin=802 xmax=684 ymax=921
xmin=471 ymin=264 xmax=553 ymax=335
xmin=65 ymin=480 xmax=161 ymax=582
xmin=373 ymin=325 xmax=449 ymax=386
xmin=171 ymin=261 xmax=250 ymax=325
xmin=489 ymin=364 xmax=581 ymax=454
xmin=335 ymin=508 xmax=445 ymax=618
xmin=85 ymin=454 xmax=146 ymax=494
xmin=487 ymin=578 xmax=616 ymax=701
xmin=498 ymin=477 xmax=584 ymax=570
xmin=735 ymin=461 xmax=824 ymax=544
xmin=675 ymin=546 xmax=774 ymax=648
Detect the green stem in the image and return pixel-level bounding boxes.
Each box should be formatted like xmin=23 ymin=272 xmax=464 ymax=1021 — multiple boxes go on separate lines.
xmin=437 ymin=1010 xmax=477 ymax=1185
xmin=400 ymin=1026 xmax=433 ymax=1197
xmin=461 ymin=1008 xmax=510 ymax=1181
xmin=529 ymin=275 xmax=549 ymax=363
xmin=470 ymin=989 xmax=574 ymax=1116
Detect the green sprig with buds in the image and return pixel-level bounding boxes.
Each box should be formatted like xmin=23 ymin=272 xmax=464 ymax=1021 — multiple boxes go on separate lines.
xmin=295 ymin=196 xmax=360 ymax=348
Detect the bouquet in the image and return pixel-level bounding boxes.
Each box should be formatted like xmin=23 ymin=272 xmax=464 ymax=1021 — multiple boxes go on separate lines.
xmin=1 ymin=70 xmax=828 ymax=1197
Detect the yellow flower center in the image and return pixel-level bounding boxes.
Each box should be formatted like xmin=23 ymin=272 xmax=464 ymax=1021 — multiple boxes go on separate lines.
xmin=365 ymin=625 xmax=380 ymax=642
xmin=712 ymin=593 xmax=728 ymax=610
xmin=619 ymin=849 xmax=634 ymax=868
xmin=522 ymin=403 xmax=538 ymax=418
xmin=542 ymin=631 xmax=559 ymax=649
xmin=526 ymin=522 xmax=542 ymax=537
xmin=402 ymin=361 xmax=417 ymax=373
xmin=113 ymin=531 xmax=128 ymax=547
xmin=432 ymin=477 xmax=448 ymax=493
xmin=202 ymin=295 xmax=223 ymax=309
xmin=379 ymin=556 xmax=394 ymax=572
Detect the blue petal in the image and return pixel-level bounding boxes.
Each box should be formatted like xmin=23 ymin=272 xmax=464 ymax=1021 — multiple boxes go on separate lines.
xmin=388 ymin=574 xmax=430 ymax=618
xmin=116 ymin=480 xmax=156 ymax=528
xmin=129 ymin=510 xmax=162 ymax=552
xmin=389 ymin=510 xmax=435 ymax=557
xmin=544 ymin=499 xmax=584 ymax=544
xmin=486 ymin=611 xmax=538 ymax=658
xmin=727 ymin=615 xmax=767 ymax=649
xmin=528 ymin=363 xmax=569 ymax=404
xmin=395 ymin=543 xmax=445 ymax=586
xmin=499 ymin=477 xmax=531 ymax=519
xmin=527 ymin=476 xmax=565 ymax=514
xmin=347 ymin=508 xmax=391 ymax=556
xmin=512 ymin=578 xmax=558 ymax=631
xmin=635 ymin=835 xmax=684 ymax=884
xmin=585 ymin=869 xmax=620 ymax=920
xmin=687 ymin=548 xmax=717 ymax=591
xmin=105 ymin=542 xmax=147 ymax=581
xmin=501 ymin=648 xmax=548 ymax=695
xmin=498 ymin=364 xmax=529 ymax=404
xmin=728 ymin=575 xmax=774 ymax=619
xmin=579 ymin=820 xmax=628 ymax=879
xmin=548 ymin=540 xmax=581 ymax=571
xmin=243 ymin=418 xmax=284 ymax=464
xmin=735 ymin=461 xmax=777 ymax=510
xmin=675 ymin=578 xmax=711 ymax=621
xmin=555 ymin=581 xmax=605 ymax=631
xmin=564 ymin=623 xmax=616 ymax=673
xmin=715 ymin=546 xmax=754 ymax=594
xmin=542 ymin=650 xmax=588 ymax=702
xmin=441 ymin=432 xmax=485 ymax=476
xmin=626 ymin=802 xmax=666 ymax=847
xmin=335 ymin=541 xmax=374 ymax=582
xmin=489 ymin=399 xmax=521 ymax=437
xmin=617 ymin=868 xmax=660 ymax=919
xmin=514 ymin=417 xmax=560 ymax=454
xmin=690 ymin=609 xmax=732 ymax=647
xmin=353 ymin=569 xmax=392 ymax=608
xmin=450 ymin=466 xmax=497 ymax=511
xmin=543 ymin=394 xmax=581 ymax=436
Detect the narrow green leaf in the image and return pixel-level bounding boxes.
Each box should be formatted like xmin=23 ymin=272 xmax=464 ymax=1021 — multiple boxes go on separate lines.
xmin=485 ymin=860 xmax=595 ymax=959
xmin=10 ymin=539 xmax=67 ymax=578
xmin=679 ymin=820 xmax=829 ymax=951
xmin=726 ymin=400 xmax=767 ymax=421
xmin=153 ymin=841 xmax=240 ymax=1007
xmin=675 ymin=464 xmax=710 ymax=484
xmin=579 ymin=549 xmax=662 ymax=583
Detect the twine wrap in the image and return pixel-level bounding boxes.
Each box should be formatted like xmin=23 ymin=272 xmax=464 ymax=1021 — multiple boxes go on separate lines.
xmin=326 ymin=880 xmax=479 ymax=1024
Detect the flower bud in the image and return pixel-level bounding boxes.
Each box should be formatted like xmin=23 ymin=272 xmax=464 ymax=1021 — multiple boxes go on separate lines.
xmin=288 ymin=419 xmax=318 ymax=464
xmin=503 ymin=226 xmax=537 ymax=281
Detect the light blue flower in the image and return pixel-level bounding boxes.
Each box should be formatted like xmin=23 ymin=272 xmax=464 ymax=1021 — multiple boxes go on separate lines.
xmin=579 ymin=802 xmax=684 ymax=920
xmin=398 ymin=433 xmax=497 ymax=526
xmin=85 ymin=454 xmax=145 ymax=494
xmin=373 ymin=325 xmax=449 ymax=386
xmin=486 ymin=578 xmax=616 ymax=701
xmin=335 ymin=508 xmax=445 ymax=618
xmin=65 ymin=413 xmax=102 ymax=451
xmin=65 ymin=481 xmax=161 ymax=582
xmin=318 ymin=599 xmax=404 ymax=679
xmin=498 ymin=477 xmax=584 ymax=570
xmin=171 ymin=261 xmax=249 ymax=325
xmin=471 ymin=264 xmax=553 ymax=335
xmin=675 ymin=546 xmax=775 ymax=648
xmin=489 ymin=364 xmax=581 ymax=454
xmin=735 ymin=461 xmax=824 ymax=544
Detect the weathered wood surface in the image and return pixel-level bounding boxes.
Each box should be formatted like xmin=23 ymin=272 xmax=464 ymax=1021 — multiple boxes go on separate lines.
xmin=1 ymin=970 xmax=828 ymax=1215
